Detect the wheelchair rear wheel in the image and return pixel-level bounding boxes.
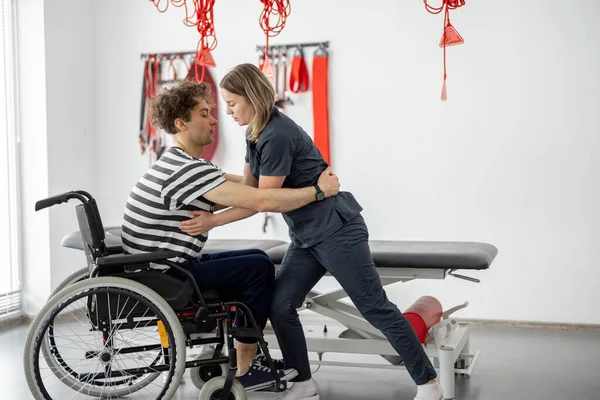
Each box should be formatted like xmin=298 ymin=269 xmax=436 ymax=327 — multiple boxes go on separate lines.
xmin=24 ymin=276 xmax=187 ymax=399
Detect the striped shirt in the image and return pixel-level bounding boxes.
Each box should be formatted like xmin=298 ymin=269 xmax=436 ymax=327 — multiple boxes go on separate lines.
xmin=121 ymin=147 xmax=226 ymax=263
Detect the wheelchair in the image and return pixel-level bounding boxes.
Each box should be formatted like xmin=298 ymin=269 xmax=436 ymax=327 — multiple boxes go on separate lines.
xmin=23 ymin=190 xmax=288 ymax=400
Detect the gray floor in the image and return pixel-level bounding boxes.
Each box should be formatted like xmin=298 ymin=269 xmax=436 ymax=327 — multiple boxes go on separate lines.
xmin=4 ymin=317 xmax=600 ymax=400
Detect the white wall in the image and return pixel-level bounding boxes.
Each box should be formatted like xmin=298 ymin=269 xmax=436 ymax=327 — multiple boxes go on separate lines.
xmin=44 ymin=0 xmax=96 ymax=291
xmin=22 ymin=0 xmax=600 ymax=324
xmin=17 ymin=0 xmax=51 ymax=315
xmin=18 ymin=0 xmax=96 ymax=314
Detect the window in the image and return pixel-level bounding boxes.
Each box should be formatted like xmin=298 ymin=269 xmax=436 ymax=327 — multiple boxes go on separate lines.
xmin=0 ymin=0 xmax=20 ymax=318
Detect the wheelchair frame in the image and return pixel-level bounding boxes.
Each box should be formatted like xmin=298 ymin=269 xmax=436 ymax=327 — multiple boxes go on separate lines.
xmin=25 ymin=190 xmax=287 ymax=400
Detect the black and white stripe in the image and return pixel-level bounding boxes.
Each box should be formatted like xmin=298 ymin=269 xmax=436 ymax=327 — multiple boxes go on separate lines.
xmin=121 ymin=147 xmax=226 ymax=263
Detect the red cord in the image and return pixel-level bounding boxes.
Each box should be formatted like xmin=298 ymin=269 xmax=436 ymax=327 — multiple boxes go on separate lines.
xmin=148 ymin=0 xmax=169 ymax=13
xmin=149 ymin=56 xmax=162 ymax=164
xmin=424 ymin=0 xmax=465 ymax=100
xmin=149 ymin=0 xmax=193 ymax=16
xmin=424 ymin=0 xmax=464 ymax=14
xmin=148 ymin=1 xmax=216 ymax=82
xmin=191 ymin=0 xmax=217 ymax=82
xmin=259 ymin=0 xmax=291 ymax=63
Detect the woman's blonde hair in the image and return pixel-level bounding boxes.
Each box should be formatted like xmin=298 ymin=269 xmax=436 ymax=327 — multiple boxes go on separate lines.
xmin=220 ymin=63 xmax=275 ymax=143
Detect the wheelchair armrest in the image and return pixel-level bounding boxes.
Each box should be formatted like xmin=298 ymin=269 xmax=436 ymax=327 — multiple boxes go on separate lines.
xmin=106 ymin=245 xmax=123 ymax=255
xmin=97 ymin=250 xmax=179 ymax=266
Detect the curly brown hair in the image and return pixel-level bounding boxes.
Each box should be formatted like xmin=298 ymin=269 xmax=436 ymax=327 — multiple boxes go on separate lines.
xmin=148 ymin=80 xmax=215 ymax=134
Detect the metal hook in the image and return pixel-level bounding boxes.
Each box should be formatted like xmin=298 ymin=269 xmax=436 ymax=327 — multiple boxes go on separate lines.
xmin=314 ymin=43 xmax=328 ymax=57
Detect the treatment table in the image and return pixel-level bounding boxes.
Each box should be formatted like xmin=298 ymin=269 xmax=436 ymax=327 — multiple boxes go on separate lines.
xmin=265 ymin=240 xmax=496 ymax=400
xmin=62 ymin=228 xmax=498 ymax=400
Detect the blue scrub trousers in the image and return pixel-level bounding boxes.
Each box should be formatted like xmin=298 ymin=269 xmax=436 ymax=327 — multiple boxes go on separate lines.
xmin=269 ymin=214 xmax=438 ymax=384
xmin=184 ymin=249 xmax=275 ymax=344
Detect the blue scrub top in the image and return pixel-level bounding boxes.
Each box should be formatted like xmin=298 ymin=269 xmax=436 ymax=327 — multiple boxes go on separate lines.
xmin=246 ymin=107 xmax=363 ymax=248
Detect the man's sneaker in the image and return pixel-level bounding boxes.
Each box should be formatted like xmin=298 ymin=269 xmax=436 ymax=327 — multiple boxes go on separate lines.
xmin=254 ymin=353 xmax=285 ymax=370
xmin=235 ymin=362 xmax=298 ymax=391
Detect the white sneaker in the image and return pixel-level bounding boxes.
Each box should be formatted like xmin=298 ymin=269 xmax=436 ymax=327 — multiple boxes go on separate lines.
xmin=273 ymin=378 xmax=320 ymax=400
xmin=414 ymin=381 xmax=443 ymax=400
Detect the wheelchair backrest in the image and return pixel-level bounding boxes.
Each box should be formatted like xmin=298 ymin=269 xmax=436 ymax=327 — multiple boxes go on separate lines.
xmin=75 ymin=199 xmax=108 ymax=271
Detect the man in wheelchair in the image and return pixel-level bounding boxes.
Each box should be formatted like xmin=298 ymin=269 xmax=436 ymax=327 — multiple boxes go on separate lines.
xmin=122 ymin=80 xmax=340 ymax=391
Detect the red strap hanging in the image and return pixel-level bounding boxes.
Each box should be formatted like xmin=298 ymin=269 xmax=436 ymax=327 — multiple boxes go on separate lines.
xmin=139 ymin=55 xmax=163 ymax=164
xmin=148 ymin=56 xmax=163 ymax=164
xmin=167 ymin=56 xmax=179 ymax=81
xmin=289 ymin=49 xmax=309 ymax=93
xmin=312 ymin=50 xmax=330 ymax=165
xmin=139 ymin=56 xmax=151 ymax=155
xmin=262 ymin=57 xmax=274 ymax=85
xmin=424 ymin=0 xmax=466 ymax=101
xmin=280 ymin=49 xmax=288 ymax=101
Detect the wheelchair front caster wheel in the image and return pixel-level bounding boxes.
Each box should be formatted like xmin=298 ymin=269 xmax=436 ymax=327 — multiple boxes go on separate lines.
xmin=197 ymin=376 xmax=247 ymax=400
xmin=189 ymin=351 xmax=228 ymax=390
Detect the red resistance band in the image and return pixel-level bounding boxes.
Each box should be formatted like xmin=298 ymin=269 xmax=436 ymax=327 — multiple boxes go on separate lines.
xmin=259 ymin=0 xmax=290 ymax=62
xmin=312 ymin=55 xmax=330 ymax=165
xmin=140 ymin=55 xmax=163 ymax=162
xmin=139 ymin=57 xmax=151 ymax=154
xmin=289 ymin=50 xmax=309 ymax=93
xmin=149 ymin=1 xmax=216 ymax=83
xmin=193 ymin=0 xmax=217 ymax=82
xmin=424 ymin=0 xmax=466 ymax=101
